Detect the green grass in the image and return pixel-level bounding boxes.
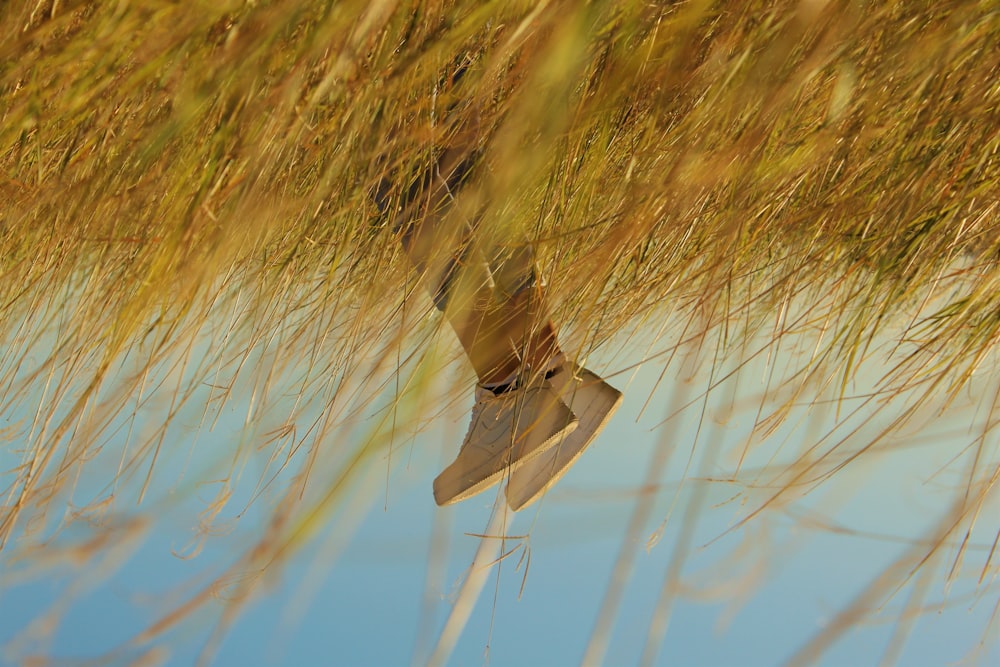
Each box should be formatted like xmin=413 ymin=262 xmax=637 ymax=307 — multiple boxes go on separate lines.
xmin=2 ymin=0 xmax=999 ymax=663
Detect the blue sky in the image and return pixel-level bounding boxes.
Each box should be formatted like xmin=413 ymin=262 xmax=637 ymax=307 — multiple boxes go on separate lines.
xmin=2 ymin=324 xmax=999 ymax=667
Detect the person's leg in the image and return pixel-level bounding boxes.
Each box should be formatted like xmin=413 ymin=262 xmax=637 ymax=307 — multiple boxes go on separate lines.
xmin=378 ymin=117 xmax=563 ymax=388
xmin=375 ymin=109 xmax=577 ymax=506
xmin=373 ymin=58 xmax=622 ymax=509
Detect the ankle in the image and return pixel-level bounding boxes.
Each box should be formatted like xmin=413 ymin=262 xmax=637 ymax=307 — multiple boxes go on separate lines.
xmin=544 ymin=351 xmax=566 ymax=374
xmin=482 ymin=371 xmax=518 ymax=395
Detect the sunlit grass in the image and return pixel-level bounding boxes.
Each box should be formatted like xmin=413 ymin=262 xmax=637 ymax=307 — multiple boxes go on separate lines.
xmin=2 ymin=0 xmax=999 ymax=664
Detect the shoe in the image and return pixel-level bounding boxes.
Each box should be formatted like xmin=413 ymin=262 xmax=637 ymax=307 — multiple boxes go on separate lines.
xmin=506 ymin=364 xmax=622 ymax=511
xmin=433 ymin=382 xmax=579 ymax=506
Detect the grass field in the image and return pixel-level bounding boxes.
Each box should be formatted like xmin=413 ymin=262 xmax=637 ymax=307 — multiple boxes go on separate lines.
xmin=2 ymin=1 xmax=999 ymax=664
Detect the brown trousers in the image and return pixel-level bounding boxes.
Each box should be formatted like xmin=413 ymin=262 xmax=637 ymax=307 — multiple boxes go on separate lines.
xmin=374 ymin=125 xmax=558 ymax=386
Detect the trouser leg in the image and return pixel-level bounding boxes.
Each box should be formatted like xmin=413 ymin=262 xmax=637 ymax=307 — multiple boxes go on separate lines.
xmin=375 ymin=122 xmax=560 ymax=386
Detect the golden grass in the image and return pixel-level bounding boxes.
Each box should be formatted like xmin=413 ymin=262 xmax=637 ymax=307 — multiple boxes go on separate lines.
xmin=2 ymin=0 xmax=999 ymax=663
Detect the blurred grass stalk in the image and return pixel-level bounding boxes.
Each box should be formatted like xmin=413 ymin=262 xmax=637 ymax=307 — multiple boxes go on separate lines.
xmin=1 ymin=0 xmax=999 ymax=663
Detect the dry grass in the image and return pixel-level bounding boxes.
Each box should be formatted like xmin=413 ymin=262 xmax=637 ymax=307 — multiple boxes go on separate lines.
xmin=2 ymin=0 xmax=999 ymax=664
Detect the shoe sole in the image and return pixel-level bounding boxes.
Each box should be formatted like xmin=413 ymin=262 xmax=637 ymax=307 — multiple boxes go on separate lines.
xmin=506 ymin=370 xmax=622 ymax=511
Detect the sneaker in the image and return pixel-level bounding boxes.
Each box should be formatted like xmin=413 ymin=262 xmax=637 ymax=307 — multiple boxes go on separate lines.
xmin=506 ymin=364 xmax=623 ymax=511
xmin=433 ymin=382 xmax=579 ymax=506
